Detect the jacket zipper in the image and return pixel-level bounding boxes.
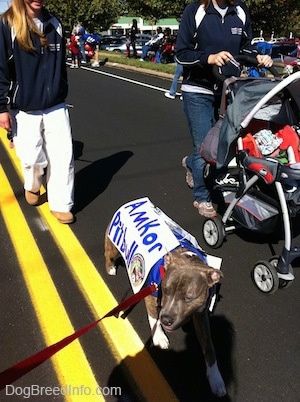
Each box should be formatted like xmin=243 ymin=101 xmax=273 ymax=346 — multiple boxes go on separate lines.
xmin=41 ymin=41 xmax=51 ymax=103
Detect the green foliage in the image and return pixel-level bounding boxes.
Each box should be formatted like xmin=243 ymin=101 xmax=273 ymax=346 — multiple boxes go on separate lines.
xmin=47 ymin=0 xmax=300 ymax=37
xmin=245 ymin=0 xmax=300 ymax=37
xmin=47 ymin=0 xmax=121 ymax=32
xmin=125 ymin=0 xmax=191 ymax=22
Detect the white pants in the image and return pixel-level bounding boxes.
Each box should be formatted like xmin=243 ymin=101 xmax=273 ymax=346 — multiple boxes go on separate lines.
xmin=11 ymin=103 xmax=74 ymax=212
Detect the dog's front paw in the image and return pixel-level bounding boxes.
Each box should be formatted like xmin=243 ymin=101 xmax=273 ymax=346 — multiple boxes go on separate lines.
xmin=153 ymin=331 xmax=170 ymax=349
xmin=152 ymin=326 xmax=170 ymax=349
xmin=148 ymin=315 xmax=170 ymax=349
xmin=207 ymin=362 xmax=226 ymax=397
xmin=107 ymin=266 xmax=117 ymax=275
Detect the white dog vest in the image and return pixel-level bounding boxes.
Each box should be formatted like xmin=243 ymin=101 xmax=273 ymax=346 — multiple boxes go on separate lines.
xmin=108 ymin=197 xmax=222 ymax=294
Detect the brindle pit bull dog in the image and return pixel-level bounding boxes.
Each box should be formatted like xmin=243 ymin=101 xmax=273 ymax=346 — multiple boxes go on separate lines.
xmin=104 ymin=228 xmax=226 ymax=398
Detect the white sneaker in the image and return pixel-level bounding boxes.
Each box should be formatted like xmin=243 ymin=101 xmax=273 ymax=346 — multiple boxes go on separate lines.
xmin=165 ymin=92 xmax=176 ymax=100
xmin=193 ymin=201 xmax=217 ymax=218
xmin=92 ymin=61 xmax=99 ymax=67
xmin=182 ymin=156 xmax=194 ymax=189
xmin=140 ymin=58 xmax=144 ymax=61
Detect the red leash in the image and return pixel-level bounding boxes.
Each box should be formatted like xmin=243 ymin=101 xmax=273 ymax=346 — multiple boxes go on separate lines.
xmin=0 ymin=283 xmax=157 ymax=390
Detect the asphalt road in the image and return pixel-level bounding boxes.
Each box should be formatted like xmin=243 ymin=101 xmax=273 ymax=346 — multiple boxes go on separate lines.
xmin=0 ymin=62 xmax=300 ymax=402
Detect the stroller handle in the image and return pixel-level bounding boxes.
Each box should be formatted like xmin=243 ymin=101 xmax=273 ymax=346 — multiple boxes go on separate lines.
xmin=213 ymin=55 xmax=280 ymax=81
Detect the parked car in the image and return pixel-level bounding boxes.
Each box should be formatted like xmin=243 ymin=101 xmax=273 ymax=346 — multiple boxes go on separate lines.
xmin=135 ymin=33 xmax=152 ymax=42
xmin=103 ymin=37 xmax=126 ymax=51
xmin=99 ymin=35 xmax=123 ymax=50
xmin=105 ymin=40 xmax=143 ymax=56
xmin=104 ymin=34 xmax=152 ymax=57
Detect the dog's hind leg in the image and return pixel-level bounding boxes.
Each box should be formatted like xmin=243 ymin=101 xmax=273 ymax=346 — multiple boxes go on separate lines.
xmin=104 ymin=227 xmax=120 ymax=275
xmin=193 ymin=310 xmax=226 ymax=398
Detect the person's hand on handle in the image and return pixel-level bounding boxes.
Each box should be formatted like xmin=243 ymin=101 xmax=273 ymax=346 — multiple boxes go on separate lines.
xmin=208 ymin=51 xmax=234 ymax=66
xmin=256 ymin=54 xmax=273 ymax=68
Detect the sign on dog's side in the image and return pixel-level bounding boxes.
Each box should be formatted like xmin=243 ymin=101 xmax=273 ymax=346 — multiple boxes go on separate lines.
xmin=108 ymin=197 xmax=180 ymax=293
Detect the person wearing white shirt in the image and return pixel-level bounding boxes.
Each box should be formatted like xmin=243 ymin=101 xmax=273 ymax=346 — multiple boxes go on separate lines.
xmin=140 ymin=27 xmax=164 ymax=61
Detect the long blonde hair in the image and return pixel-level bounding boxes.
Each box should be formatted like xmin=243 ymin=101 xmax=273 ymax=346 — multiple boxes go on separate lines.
xmin=1 ymin=0 xmax=47 ymax=52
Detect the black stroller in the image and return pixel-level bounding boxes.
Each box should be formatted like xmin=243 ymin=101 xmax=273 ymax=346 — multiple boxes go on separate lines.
xmin=201 ymin=57 xmax=300 ymax=294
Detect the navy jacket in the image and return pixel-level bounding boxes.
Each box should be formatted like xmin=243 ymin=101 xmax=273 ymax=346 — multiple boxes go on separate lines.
xmin=176 ymin=0 xmax=258 ymax=91
xmin=0 ymin=8 xmax=68 ymax=112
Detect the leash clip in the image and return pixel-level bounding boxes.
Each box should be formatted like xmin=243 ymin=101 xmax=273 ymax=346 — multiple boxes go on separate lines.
xmin=151 ymin=282 xmax=159 ymax=292
xmin=7 ymin=130 xmax=14 ymax=148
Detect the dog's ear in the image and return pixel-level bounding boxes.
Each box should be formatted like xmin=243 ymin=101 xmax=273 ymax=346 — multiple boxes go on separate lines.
xmin=164 ymin=252 xmax=173 ymax=269
xmin=206 ymin=268 xmax=223 ymax=287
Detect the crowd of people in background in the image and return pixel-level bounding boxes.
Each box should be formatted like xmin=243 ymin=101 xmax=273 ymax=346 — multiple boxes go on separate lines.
xmin=66 ymin=17 xmax=182 ymax=67
xmin=67 ymin=21 xmax=108 ymax=68
xmin=139 ymin=27 xmax=164 ymax=61
xmin=126 ymin=19 xmax=176 ymax=62
xmin=140 ymin=27 xmax=176 ymax=63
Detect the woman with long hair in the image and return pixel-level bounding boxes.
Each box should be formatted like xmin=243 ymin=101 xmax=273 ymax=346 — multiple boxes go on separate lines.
xmin=0 ymin=0 xmax=75 ymax=223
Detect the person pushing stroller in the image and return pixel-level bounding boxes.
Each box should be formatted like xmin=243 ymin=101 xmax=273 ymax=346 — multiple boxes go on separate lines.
xmin=176 ymin=0 xmax=273 ymax=218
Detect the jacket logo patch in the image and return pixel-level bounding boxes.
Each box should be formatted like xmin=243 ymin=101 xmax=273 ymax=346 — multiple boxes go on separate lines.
xmin=48 ymin=44 xmax=61 ymax=51
xmin=231 ymin=27 xmax=242 ymax=35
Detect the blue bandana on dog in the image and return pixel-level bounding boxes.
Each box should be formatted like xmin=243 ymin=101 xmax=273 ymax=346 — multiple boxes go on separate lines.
xmin=147 ymin=232 xmax=208 ymax=297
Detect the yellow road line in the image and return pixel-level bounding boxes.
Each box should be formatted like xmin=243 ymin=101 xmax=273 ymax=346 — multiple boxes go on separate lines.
xmin=0 ymin=131 xmax=178 ymax=401
xmin=0 ymin=164 xmax=103 ymax=402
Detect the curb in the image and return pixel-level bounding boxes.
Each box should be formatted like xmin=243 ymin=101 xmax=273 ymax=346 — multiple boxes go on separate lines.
xmin=105 ymin=60 xmax=174 ymax=80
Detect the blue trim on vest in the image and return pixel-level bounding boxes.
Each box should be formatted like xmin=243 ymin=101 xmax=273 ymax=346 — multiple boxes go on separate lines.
xmin=147 ymin=230 xmax=207 ymax=296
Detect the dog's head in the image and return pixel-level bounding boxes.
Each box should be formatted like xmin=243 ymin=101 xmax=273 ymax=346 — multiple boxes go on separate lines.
xmin=159 ymin=248 xmax=222 ymax=332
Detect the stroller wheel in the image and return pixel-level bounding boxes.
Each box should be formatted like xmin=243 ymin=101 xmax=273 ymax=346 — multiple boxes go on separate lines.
xmin=252 ymin=260 xmax=279 ymax=294
xmin=202 ymin=217 xmax=225 ymax=249
xmin=269 ymin=256 xmax=294 ymax=290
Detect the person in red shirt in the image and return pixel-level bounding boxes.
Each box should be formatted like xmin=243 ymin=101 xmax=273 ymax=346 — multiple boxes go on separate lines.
xmin=68 ymin=33 xmax=80 ymax=68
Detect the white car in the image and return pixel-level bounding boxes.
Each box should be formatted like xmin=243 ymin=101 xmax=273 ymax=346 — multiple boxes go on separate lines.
xmin=105 ymin=35 xmax=151 ymax=57
xmin=105 ymin=39 xmax=142 ymax=56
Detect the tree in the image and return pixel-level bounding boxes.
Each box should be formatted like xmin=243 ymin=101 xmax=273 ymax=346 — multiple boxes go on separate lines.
xmin=47 ymin=0 xmax=300 ymax=37
xmin=123 ymin=0 xmax=300 ymax=35
xmin=245 ymin=0 xmax=300 ymax=37
xmin=124 ymin=0 xmax=190 ymax=22
xmin=47 ymin=0 xmax=121 ymax=32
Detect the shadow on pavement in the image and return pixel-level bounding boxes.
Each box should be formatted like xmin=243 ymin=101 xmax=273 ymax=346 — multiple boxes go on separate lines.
xmin=73 ymin=147 xmax=133 ymax=213
xmin=107 ymin=314 xmax=236 ymax=402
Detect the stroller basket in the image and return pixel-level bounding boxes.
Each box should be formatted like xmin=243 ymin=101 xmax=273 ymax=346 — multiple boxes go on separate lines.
xmin=223 ymin=191 xmax=279 ymax=233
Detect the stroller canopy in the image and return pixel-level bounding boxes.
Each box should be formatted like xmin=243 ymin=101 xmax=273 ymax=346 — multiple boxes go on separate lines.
xmin=217 ymin=73 xmax=300 ymax=169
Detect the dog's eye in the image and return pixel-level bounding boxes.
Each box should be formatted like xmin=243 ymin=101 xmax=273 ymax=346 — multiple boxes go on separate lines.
xmin=184 ymin=295 xmax=193 ymax=303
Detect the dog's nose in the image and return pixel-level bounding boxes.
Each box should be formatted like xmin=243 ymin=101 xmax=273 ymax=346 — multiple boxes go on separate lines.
xmin=160 ymin=314 xmax=174 ymax=327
